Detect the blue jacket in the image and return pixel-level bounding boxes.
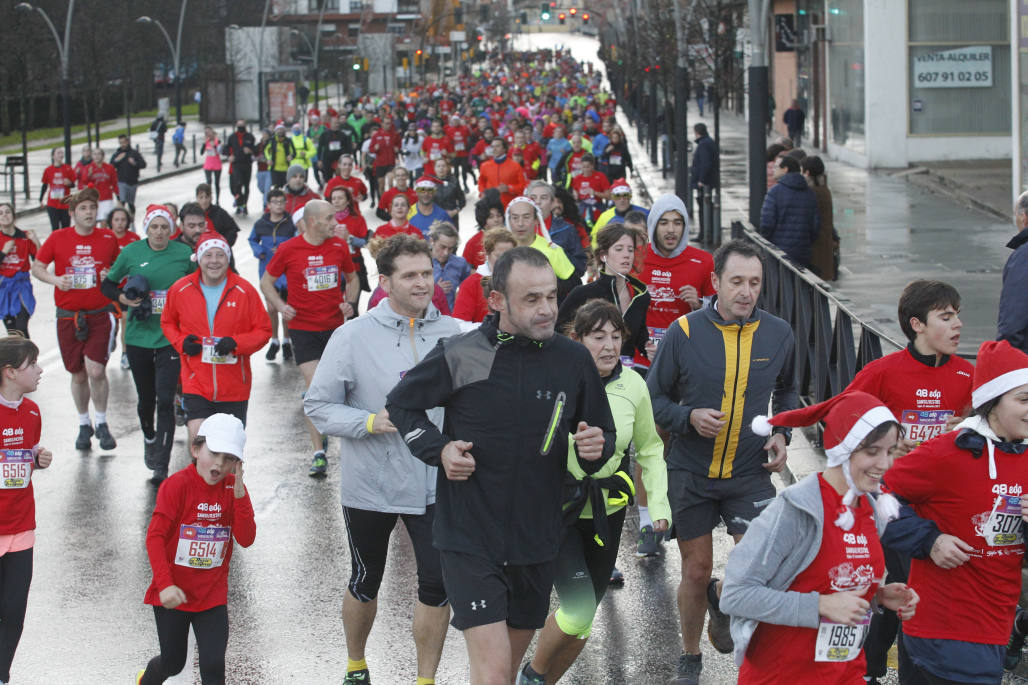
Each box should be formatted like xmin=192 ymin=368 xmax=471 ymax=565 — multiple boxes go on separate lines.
xmin=758 ymin=172 xmax=820 ymax=267
xmin=690 ymin=134 xmax=718 ymax=188
xmin=547 ymin=216 xmax=587 ymax=277
xmin=248 ymin=214 xmax=297 ymax=288
xmin=998 ymin=230 xmax=1028 ymax=353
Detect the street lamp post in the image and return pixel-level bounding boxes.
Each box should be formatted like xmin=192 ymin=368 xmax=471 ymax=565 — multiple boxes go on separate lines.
xmin=16 ymin=1 xmax=76 ymax=162
xmin=290 ymin=29 xmax=322 ymax=109
xmin=137 ymin=2 xmax=188 ymax=124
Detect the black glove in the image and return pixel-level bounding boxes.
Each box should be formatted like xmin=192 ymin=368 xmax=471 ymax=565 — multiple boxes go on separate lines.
xmin=214 ymin=337 xmax=237 ymax=356
xmin=182 ymin=334 xmax=202 ymax=356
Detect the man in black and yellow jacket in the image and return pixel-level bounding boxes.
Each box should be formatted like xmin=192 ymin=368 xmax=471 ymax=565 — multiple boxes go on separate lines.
xmin=647 ymin=239 xmax=798 ymax=685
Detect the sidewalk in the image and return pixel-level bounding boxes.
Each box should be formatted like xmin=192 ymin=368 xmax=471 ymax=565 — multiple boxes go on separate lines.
xmin=618 ymin=101 xmax=1009 ymax=358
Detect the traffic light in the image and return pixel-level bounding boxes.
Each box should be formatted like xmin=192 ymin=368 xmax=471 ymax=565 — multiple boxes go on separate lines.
xmin=582 ymin=12 xmax=589 ymax=23
xmin=558 ymin=12 xmax=565 ymax=24
xmin=352 ymin=57 xmax=360 ymax=70
xmin=362 ymin=58 xmax=369 ymax=71
xmin=569 ymin=7 xmax=577 ymax=15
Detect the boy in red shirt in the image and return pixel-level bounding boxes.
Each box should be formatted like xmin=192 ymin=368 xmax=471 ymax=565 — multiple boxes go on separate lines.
xmin=31 ymin=187 xmax=120 ymax=452
xmin=81 ymin=148 xmax=119 ymax=224
xmin=421 ymin=119 xmax=453 ymax=164
xmin=569 ymin=154 xmax=610 ymax=226
xmin=137 ymin=413 xmax=255 ymax=685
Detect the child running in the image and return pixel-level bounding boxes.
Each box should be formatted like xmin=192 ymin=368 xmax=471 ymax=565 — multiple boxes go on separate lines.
xmin=136 ymin=413 xmax=255 ymax=684
xmin=0 ymin=335 xmax=50 ymax=685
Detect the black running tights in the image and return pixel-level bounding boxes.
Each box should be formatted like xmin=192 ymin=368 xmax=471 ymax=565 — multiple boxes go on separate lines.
xmin=141 ymin=604 xmax=228 ymax=684
xmin=0 ymin=548 xmax=32 ymax=683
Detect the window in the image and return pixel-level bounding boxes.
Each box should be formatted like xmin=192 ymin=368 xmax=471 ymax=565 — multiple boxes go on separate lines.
xmin=827 ymin=0 xmax=864 ymax=153
xmin=908 ymin=0 xmax=1010 ymax=135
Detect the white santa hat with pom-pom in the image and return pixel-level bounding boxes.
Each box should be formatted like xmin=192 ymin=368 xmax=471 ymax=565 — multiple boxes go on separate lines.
xmin=751 ymin=391 xmax=897 ymax=531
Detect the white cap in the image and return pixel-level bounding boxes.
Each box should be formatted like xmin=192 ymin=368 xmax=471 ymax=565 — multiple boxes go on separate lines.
xmin=197 ymin=413 xmax=247 ymax=459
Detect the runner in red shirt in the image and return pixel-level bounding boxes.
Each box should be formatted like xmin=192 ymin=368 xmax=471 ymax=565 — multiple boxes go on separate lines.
xmin=0 ymin=337 xmax=51 ymax=685
xmin=323 ymin=155 xmax=368 ymax=207
xmin=368 ymin=118 xmax=401 ymax=199
xmin=445 ymin=115 xmax=474 ymax=192
xmin=108 ymin=207 xmax=141 ymax=248
xmin=569 ymin=154 xmax=610 ymax=227
xmin=261 ymin=200 xmax=358 ymax=478
xmin=39 ymin=147 xmax=74 ymax=233
xmin=137 ymin=413 xmax=255 ymax=684
xmin=720 ymin=391 xmax=918 ymax=685
xmin=375 ymin=194 xmax=423 ymax=240
xmin=376 ymin=166 xmax=417 ymax=222
xmin=81 ymin=148 xmax=119 ymax=224
xmin=0 ymin=202 xmax=38 ymax=338
xmin=281 ymin=164 xmax=322 ymax=219
xmin=31 ymin=187 xmax=120 ymax=452
xmin=452 ymin=228 xmax=515 ymax=323
xmin=421 ymin=119 xmax=453 ymax=165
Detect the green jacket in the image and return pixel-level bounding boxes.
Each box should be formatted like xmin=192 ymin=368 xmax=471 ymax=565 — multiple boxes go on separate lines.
xmin=289 ymin=132 xmax=318 ymax=169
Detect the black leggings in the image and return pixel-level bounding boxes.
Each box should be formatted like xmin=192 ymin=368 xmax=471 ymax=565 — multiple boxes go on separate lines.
xmin=204 ymin=169 xmax=222 ymax=203
xmin=3 ymin=306 xmax=30 ymax=339
xmin=0 ymin=547 xmax=31 ymax=682
xmin=552 ymin=508 xmax=626 ymax=638
xmin=45 ymin=206 xmax=69 ymax=233
xmin=342 ymin=504 xmax=447 ymax=606
xmin=126 ymin=344 xmax=181 ymax=470
xmin=141 ymin=604 xmax=228 ymax=685
xmin=454 ymin=156 xmax=475 ymax=188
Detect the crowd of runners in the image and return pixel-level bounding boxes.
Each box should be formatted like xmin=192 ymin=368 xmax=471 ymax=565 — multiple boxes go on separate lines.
xmin=0 ymin=46 xmax=1025 ymax=685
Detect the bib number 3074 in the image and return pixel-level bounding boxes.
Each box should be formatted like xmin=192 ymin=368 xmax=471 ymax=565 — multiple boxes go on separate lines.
xmin=815 ymin=612 xmax=870 ymax=662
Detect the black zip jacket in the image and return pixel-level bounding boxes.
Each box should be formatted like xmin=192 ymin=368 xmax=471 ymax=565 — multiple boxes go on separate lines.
xmin=386 ymin=314 xmax=616 ymax=564
xmin=556 ymin=272 xmax=651 ymax=361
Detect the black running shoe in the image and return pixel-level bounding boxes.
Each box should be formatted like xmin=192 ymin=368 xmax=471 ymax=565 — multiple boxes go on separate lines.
xmin=265 ymin=341 xmax=280 ymax=361
xmin=94 ymin=422 xmax=116 ymax=451
xmin=75 ymin=424 xmax=93 ymax=451
xmin=282 ymin=341 xmax=293 ymax=361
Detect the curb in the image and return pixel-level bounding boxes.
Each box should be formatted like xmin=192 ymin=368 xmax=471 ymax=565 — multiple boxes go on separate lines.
xmin=12 ymin=163 xmax=204 ymax=221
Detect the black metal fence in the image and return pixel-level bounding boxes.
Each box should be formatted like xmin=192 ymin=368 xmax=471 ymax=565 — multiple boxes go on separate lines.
xmin=730 ymin=219 xmax=905 ymax=408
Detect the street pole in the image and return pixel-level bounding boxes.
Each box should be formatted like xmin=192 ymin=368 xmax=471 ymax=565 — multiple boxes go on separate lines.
xmin=313 ymin=1 xmax=327 ymax=109
xmin=16 ymin=2 xmax=76 ymax=162
xmin=174 ymin=0 xmax=188 ymax=123
xmin=747 ymin=0 xmax=771 ymax=228
xmin=257 ymin=0 xmax=273 ymax=128
xmin=19 ymin=93 xmax=28 ymax=202
xmin=671 ymin=0 xmax=694 ymax=203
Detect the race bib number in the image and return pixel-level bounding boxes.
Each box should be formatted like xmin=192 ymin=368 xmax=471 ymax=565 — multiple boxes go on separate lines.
xmin=202 ymin=337 xmax=237 ymax=365
xmin=814 ymin=612 xmax=870 ymax=662
xmin=900 ymin=409 xmax=953 ymax=445
xmin=67 ymin=266 xmax=96 ymax=290
xmin=150 ymin=290 xmax=167 ymax=315
xmin=454 ymin=142 xmax=465 ymax=151
xmin=430 ymin=150 xmax=442 ymax=160
xmin=620 ymin=355 xmax=635 ymax=368
xmin=206 ymin=146 xmax=218 ymax=156
xmin=329 ymin=141 xmax=341 ymax=151
xmin=648 ymin=327 xmax=667 ymax=344
xmin=0 ymin=449 xmax=32 ymax=489
xmin=51 ymin=186 xmax=66 ymax=199
xmin=174 ymin=525 xmax=231 ymax=569
xmin=982 ymin=494 xmax=1024 ymax=547
xmin=305 ymin=265 xmax=339 ymax=291
xmin=609 ymin=154 xmax=623 ymax=165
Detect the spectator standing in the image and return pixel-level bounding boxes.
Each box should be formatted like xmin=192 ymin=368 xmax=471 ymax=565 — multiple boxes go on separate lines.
xmin=149 ymin=114 xmax=168 ymax=172
xmin=758 ymin=156 xmax=820 ymax=270
xmin=998 ymin=190 xmax=1028 ymax=353
xmin=690 ymin=123 xmax=718 ymax=214
xmin=784 ymin=99 xmax=806 ymax=147
xmin=801 ymin=156 xmax=839 ymax=281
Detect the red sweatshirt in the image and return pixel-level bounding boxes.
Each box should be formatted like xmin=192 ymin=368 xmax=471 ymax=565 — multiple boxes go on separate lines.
xmin=0 ymin=398 xmax=42 ymax=535
xmin=144 ymin=464 xmax=256 ymax=612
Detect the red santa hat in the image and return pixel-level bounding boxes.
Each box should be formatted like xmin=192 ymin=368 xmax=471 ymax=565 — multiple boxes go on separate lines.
xmin=141 ymin=204 xmax=174 ymax=232
xmin=191 ymin=231 xmax=230 ymax=262
xmin=610 ymin=178 xmax=632 ymax=196
xmin=752 ymin=391 xmax=897 ymax=530
xmin=414 ymin=175 xmax=440 ymax=190
xmin=971 ymin=340 xmax=1028 ymax=409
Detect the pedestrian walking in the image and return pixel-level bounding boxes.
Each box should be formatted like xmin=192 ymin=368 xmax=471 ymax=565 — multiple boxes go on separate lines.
xmin=149 ymin=114 xmax=168 ymax=172
xmin=201 ymin=127 xmax=223 ymax=205
xmin=111 ymin=135 xmax=147 ymax=217
xmin=801 ymin=156 xmax=839 ymax=281
xmin=784 ymin=99 xmax=806 ymax=148
xmin=172 ymin=121 xmax=186 ymax=168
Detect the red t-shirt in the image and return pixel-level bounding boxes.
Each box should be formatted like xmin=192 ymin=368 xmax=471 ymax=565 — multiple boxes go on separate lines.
xmin=36 ymin=227 xmax=120 ymax=311
xmin=636 ymin=244 xmax=716 ymax=367
xmin=115 ymin=231 xmax=141 ymax=248
xmin=264 ymin=235 xmax=355 ymax=331
xmin=41 ymin=164 xmax=75 ymax=209
xmin=0 ymin=230 xmax=37 ymax=278
xmin=452 ymin=271 xmax=489 ymax=323
xmin=369 ymin=129 xmax=401 ymax=168
xmin=570 ymin=171 xmax=610 ymax=201
xmin=82 ymin=163 xmax=118 ymax=201
xmin=375 ymin=222 xmax=424 ymax=241
xmin=144 ymin=464 xmax=256 ymax=612
xmin=334 ymin=212 xmax=369 ymax=256
xmin=0 ymin=398 xmax=42 ymax=535
xmin=567 ymin=150 xmax=587 ymax=178
xmin=847 ymin=348 xmax=973 ymax=446
xmin=421 ymin=135 xmax=453 ymax=162
xmin=445 ymin=125 xmax=471 ymax=156
xmin=739 ymin=475 xmax=884 ymax=683
xmin=885 ymin=432 xmax=1028 ymax=645
xmin=378 ymin=187 xmax=417 ymax=214
xmin=324 ymin=175 xmax=369 ymax=205
xmin=471 ymin=139 xmax=492 ymax=162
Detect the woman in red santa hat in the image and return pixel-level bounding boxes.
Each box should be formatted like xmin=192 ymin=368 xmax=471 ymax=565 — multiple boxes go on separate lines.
xmin=718 ymin=390 xmax=919 ymax=683
xmin=878 ymin=339 xmax=1028 ymax=685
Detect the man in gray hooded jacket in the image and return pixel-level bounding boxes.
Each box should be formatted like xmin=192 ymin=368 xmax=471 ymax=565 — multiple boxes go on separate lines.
xmin=304 ymin=234 xmax=460 ymax=685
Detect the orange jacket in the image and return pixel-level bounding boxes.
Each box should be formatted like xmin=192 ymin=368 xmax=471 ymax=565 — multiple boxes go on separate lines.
xmin=478 ymin=157 xmax=527 ymax=207
xmin=161 ymin=270 xmax=272 ymax=402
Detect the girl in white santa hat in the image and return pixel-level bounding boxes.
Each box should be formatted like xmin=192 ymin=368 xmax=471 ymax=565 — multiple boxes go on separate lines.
xmin=718 ymin=389 xmax=919 ymax=683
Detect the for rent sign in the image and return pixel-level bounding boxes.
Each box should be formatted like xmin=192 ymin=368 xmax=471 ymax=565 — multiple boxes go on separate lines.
xmin=913 ymin=45 xmax=992 ymax=88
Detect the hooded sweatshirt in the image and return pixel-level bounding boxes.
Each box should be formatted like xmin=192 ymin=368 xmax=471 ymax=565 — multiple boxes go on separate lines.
xmin=636 ymin=195 xmax=716 ymax=367
xmin=303 ymin=299 xmax=460 ymax=514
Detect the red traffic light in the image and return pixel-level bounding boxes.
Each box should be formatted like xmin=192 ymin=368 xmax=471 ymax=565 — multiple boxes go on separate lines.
xmin=549 ymin=1 xmax=555 ymax=5
xmin=558 ymin=12 xmax=565 ymax=19
xmin=415 ymin=49 xmax=423 ymax=55
xmin=569 ymin=7 xmax=577 ymax=14
xmin=582 ymin=12 xmax=589 ymax=21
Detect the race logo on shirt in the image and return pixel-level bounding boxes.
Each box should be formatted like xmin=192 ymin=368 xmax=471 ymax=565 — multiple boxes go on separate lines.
xmin=827 ymin=559 xmax=876 ymax=592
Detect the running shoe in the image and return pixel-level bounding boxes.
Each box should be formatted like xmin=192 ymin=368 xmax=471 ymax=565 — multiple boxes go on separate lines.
xmin=516 ymin=664 xmax=545 ymax=685
xmin=143 ymin=438 xmax=158 ymax=470
xmin=265 ymin=341 xmax=280 ymax=362
xmin=609 ymin=566 xmax=625 ymax=587
xmin=75 ymin=424 xmax=93 ymax=451
xmin=668 ymin=653 xmax=701 ymax=685
xmin=636 ymin=525 xmax=663 ymax=557
xmin=308 ymin=451 xmax=328 ymax=478
xmin=706 ymin=577 xmax=734 ymax=654
xmin=120 ymin=353 xmax=130 ymax=370
xmin=342 ymin=669 xmax=371 ymax=684
xmin=1006 ymin=606 xmax=1027 ymax=670
xmin=95 ymin=422 xmax=117 ymax=451
xmin=282 ymin=340 xmax=293 ymax=361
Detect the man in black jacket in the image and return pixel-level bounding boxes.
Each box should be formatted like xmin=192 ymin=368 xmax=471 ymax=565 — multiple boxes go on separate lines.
xmin=316 ymin=114 xmax=357 ymax=184
xmin=110 ymin=134 xmax=146 ymax=217
xmin=387 ymin=247 xmax=616 ymax=685
xmin=224 ymin=120 xmax=256 ymax=216
xmin=195 ymin=182 xmax=239 ymax=247
xmin=690 ymin=123 xmax=718 ymax=215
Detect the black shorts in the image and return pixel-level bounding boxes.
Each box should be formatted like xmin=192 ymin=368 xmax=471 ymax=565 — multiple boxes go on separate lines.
xmin=440 ymin=550 xmax=555 ymax=631
xmin=182 ymin=394 xmax=248 ymax=426
xmin=374 ymin=165 xmax=394 ymax=179
xmin=668 ymin=469 xmax=776 ymax=541
xmin=289 ymin=328 xmax=335 ymax=365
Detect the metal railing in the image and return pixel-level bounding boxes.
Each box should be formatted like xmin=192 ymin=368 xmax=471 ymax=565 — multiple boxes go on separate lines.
xmin=730 ymin=218 xmax=905 ymax=408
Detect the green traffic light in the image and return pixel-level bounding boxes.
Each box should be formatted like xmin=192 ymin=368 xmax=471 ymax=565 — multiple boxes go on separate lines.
xmin=352 ymin=63 xmax=360 ymax=70
xmin=542 ymin=11 xmax=550 ymax=19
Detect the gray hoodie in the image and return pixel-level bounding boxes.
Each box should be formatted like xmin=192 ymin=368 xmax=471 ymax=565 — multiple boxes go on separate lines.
xmin=304 ymin=299 xmax=460 ymax=514
xmin=719 ymin=473 xmax=881 ymax=666
xmin=646 ymin=194 xmax=691 ymax=259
